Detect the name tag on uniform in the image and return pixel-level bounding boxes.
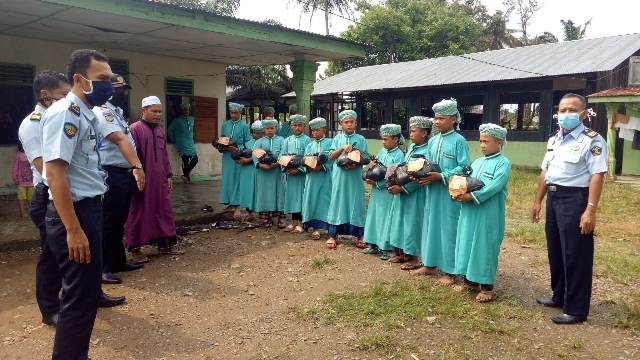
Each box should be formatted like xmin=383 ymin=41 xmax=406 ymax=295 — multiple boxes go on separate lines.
xmin=571 ymin=144 xmax=581 ymax=153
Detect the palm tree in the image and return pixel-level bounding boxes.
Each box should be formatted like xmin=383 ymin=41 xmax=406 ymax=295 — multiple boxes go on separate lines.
xmin=561 ymin=19 xmax=592 ymax=41
xmin=483 ymin=10 xmax=522 ymax=49
xmin=291 ymin=0 xmax=357 ymax=35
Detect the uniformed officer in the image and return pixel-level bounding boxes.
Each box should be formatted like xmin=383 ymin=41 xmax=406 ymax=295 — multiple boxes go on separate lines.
xmin=531 ymin=93 xmax=607 ymax=325
xmin=18 ymin=70 xmax=70 ymax=327
xmin=93 ymin=73 xmax=145 ymax=285
xmin=42 ymin=49 xmax=116 ymax=360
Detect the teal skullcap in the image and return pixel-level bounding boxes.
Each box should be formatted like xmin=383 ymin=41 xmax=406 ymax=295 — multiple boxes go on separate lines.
xmin=228 ymin=102 xmax=244 ymax=112
xmin=309 ymin=117 xmax=327 ymax=130
xmin=433 ymin=98 xmax=461 ymax=123
xmin=380 ymin=124 xmax=405 ymax=145
xmin=290 ymin=114 xmax=307 ymax=124
xmin=263 ymin=106 xmax=275 ymax=114
xmin=261 ymin=119 xmax=278 ymax=128
xmin=251 ymin=120 xmax=263 ymax=131
xmin=409 ymin=116 xmax=433 ymax=129
xmin=338 ymin=109 xmax=357 ymax=122
xmin=479 ymin=123 xmax=508 ymax=143
xmin=289 ymin=104 xmax=298 ymax=113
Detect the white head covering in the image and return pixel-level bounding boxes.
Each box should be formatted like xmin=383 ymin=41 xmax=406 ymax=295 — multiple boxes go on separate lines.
xmin=251 ymin=120 xmax=264 ymax=131
xmin=141 ymin=96 xmax=161 ymax=108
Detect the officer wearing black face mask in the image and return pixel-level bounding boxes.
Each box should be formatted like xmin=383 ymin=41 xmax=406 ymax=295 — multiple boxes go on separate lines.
xmin=93 ymin=74 xmax=146 ymax=285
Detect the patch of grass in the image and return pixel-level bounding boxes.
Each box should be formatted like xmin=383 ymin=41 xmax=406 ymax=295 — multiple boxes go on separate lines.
xmin=595 ymin=250 xmax=640 ymax=285
xmin=505 ymin=220 xmax=546 ymax=246
xmin=616 ymin=292 xmax=640 ymax=332
xmin=302 ymin=278 xmax=528 ymax=336
xmin=311 ymin=255 xmax=336 ymax=269
xmin=250 ymin=352 xmax=277 ymax=360
xmin=356 ymin=331 xmax=392 ymax=352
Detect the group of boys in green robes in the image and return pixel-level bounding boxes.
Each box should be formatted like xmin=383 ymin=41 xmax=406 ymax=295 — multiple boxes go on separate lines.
xmin=218 ymin=99 xmax=512 ymax=302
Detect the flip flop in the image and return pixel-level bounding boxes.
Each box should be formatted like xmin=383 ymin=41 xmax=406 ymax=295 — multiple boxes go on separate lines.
xmin=388 ymin=255 xmax=407 ymax=263
xmin=325 ymin=238 xmax=337 ymax=250
xmin=283 ymin=224 xmax=294 ymax=232
xmin=354 ymin=239 xmax=368 ymax=249
xmin=379 ymin=252 xmax=392 ymax=261
xmin=292 ymin=225 xmax=304 ymax=234
xmin=311 ymin=231 xmax=322 ymax=240
xmin=361 ymin=247 xmax=380 ymax=255
xmin=400 ymin=263 xmax=421 ymax=271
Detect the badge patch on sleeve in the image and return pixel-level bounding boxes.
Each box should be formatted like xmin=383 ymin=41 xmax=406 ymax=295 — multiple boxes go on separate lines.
xmin=69 ymin=103 xmax=80 ymax=116
xmin=64 ymin=122 xmax=78 ymax=139
xmin=104 ymin=113 xmax=114 ymax=122
xmin=30 ymin=113 xmax=41 ymax=121
xmin=590 ymin=145 xmax=602 ymax=156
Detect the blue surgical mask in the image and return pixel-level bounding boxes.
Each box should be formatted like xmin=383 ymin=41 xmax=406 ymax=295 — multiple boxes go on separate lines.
xmin=557 ymin=112 xmax=582 ymax=130
xmin=81 ymin=75 xmax=114 ymax=107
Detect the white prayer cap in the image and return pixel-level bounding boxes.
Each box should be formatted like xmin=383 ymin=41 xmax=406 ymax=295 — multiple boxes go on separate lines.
xmin=141 ymin=96 xmax=162 ymax=108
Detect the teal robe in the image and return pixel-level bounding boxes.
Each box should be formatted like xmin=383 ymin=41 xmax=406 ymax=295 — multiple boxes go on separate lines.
xmin=219 ymin=119 xmax=251 ymax=205
xmin=420 ymin=130 xmax=470 ymax=274
xmin=326 ymin=132 xmax=369 ymax=227
xmin=455 ymin=152 xmax=511 ymax=284
xmin=252 ymin=135 xmax=285 ymax=212
xmin=302 ymin=137 xmax=333 ymax=224
xmin=277 ymin=122 xmax=293 ymax=138
xmin=281 ymin=133 xmax=311 ymax=214
xmin=388 ymin=142 xmax=431 ymax=256
xmin=167 ymin=116 xmax=197 ymax=156
xmin=363 ymin=147 xmax=405 ymax=250
xmin=238 ymin=138 xmax=258 ymax=210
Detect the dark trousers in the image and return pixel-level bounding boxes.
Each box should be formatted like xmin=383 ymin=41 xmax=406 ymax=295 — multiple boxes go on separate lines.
xmin=181 ymin=155 xmax=198 ymax=180
xmin=47 ymin=198 xmax=103 ymax=360
xmin=30 ymin=183 xmax=62 ymax=318
xmin=103 ymin=166 xmax=133 ymax=273
xmin=545 ymin=186 xmax=594 ymax=317
xmin=291 ymin=212 xmax=302 ymax=221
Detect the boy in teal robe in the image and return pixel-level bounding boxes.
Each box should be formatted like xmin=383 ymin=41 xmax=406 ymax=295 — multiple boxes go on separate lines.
xmin=167 ymin=103 xmax=198 ymax=184
xmin=252 ymin=119 xmax=285 ymax=227
xmin=281 ymin=114 xmax=311 ymax=233
xmin=388 ymin=116 xmax=433 ymax=269
xmin=278 ymin=104 xmax=296 ymax=138
xmin=326 ymin=110 xmax=369 ymax=250
xmin=411 ymin=98 xmax=470 ymax=285
xmin=237 ymin=121 xmax=264 ymax=213
xmin=453 ymin=124 xmax=511 ymax=302
xmin=219 ymin=102 xmax=251 ymax=209
xmin=363 ymin=124 xmax=405 ymax=257
xmin=302 ymin=117 xmax=333 ymax=240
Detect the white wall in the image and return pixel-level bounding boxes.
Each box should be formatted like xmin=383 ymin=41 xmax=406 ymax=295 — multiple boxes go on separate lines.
xmin=0 ymin=34 xmax=225 ymax=187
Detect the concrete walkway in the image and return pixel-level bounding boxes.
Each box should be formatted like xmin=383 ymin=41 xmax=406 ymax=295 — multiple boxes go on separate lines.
xmin=0 ymin=179 xmax=223 ymax=251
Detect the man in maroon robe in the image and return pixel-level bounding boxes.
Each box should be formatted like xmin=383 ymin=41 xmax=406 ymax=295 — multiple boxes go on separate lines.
xmin=125 ymin=96 xmax=184 ymax=263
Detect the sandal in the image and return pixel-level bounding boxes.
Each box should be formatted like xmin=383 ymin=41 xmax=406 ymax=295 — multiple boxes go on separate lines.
xmin=325 ymin=238 xmax=337 ymax=250
xmin=354 ymin=238 xmax=368 ymax=249
xmin=388 ymin=255 xmax=407 ymax=264
xmin=259 ymin=219 xmax=272 ymax=228
xmin=283 ymin=224 xmax=294 ymax=232
xmin=159 ymin=245 xmax=185 ymax=255
xmin=277 ymin=219 xmax=288 ymax=229
xmin=293 ymin=225 xmax=304 ymax=234
xmin=476 ymin=290 xmax=494 ymax=303
xmin=400 ymin=262 xmax=421 ymax=271
xmin=311 ymin=231 xmax=322 ymax=241
xmin=379 ymin=251 xmax=392 ymax=261
xmin=361 ymin=247 xmax=380 ymax=255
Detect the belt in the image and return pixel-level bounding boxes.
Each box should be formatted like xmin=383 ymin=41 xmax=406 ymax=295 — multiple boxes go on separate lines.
xmin=547 ymin=184 xmax=588 ymax=192
xmin=103 ymin=165 xmax=132 ymax=173
xmin=75 ymin=195 xmax=104 ymax=205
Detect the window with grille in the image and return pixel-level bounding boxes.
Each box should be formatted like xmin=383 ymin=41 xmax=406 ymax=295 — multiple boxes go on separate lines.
xmin=0 ymin=63 xmax=34 ymax=86
xmin=0 ymin=63 xmax=34 ymax=144
xmin=165 ymin=78 xmax=194 ymax=96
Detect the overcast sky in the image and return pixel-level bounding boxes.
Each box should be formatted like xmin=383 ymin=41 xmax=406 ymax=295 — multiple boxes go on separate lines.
xmin=235 ymin=0 xmax=640 ymax=75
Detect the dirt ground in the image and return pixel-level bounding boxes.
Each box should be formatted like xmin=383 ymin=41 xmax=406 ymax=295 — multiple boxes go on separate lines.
xmin=0 ymin=226 xmax=638 ymax=360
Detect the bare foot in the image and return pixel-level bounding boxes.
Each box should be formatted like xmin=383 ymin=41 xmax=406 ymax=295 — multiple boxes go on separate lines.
xmin=437 ymin=275 xmax=456 ymax=285
xmin=476 ymin=290 xmax=494 ymax=303
xmin=452 ymin=283 xmax=480 ymax=293
xmin=409 ymin=266 xmax=438 ymax=276
xmin=388 ymin=255 xmax=406 ymax=263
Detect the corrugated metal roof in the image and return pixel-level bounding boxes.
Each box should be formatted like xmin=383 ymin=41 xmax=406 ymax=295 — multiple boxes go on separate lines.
xmin=287 ymin=33 xmax=640 ymax=97
xmin=589 ymin=86 xmax=640 ymax=97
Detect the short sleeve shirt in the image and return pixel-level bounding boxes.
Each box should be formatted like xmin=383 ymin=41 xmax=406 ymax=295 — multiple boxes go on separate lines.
xmin=93 ymin=102 xmax=136 ymax=168
xmin=18 ymin=104 xmax=46 ymax=186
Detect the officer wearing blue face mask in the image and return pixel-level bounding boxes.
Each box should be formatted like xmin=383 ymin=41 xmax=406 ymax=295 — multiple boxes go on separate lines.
xmin=531 ymin=93 xmax=608 ymax=325
xmin=41 ymin=49 xmax=115 ymax=360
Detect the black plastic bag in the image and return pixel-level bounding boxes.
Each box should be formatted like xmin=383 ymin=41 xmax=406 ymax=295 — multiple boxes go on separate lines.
xmin=407 ymin=154 xmax=441 ymax=178
xmin=362 ymin=160 xmax=387 ymax=182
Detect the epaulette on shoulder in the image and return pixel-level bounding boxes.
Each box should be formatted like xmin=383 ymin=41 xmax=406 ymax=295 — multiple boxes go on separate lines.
xmin=583 ymin=128 xmax=599 ymax=138
xmin=69 ymin=102 xmax=80 ymax=117
xmin=30 ymin=112 xmax=42 ymax=121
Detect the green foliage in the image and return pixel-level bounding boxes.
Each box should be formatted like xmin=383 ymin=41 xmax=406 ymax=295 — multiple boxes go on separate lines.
xmin=561 ymin=19 xmax=592 ymax=41
xmin=311 ymin=255 xmax=336 ymax=269
xmin=226 ymin=65 xmax=292 ymax=102
xmin=157 ymin=0 xmax=240 ymax=16
xmin=617 ymin=292 xmax=640 ymax=332
xmin=290 ymin=0 xmax=358 ymax=35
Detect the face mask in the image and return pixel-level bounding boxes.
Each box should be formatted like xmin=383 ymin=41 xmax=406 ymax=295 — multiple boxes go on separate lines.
xmin=557 ymin=112 xmax=582 ymax=130
xmin=80 ymin=75 xmax=113 ymax=106
xmin=110 ymin=89 xmax=128 ymax=108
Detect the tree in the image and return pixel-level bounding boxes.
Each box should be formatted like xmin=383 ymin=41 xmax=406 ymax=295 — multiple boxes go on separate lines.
xmin=157 ymin=0 xmax=240 ymax=16
xmin=481 ymin=9 xmax=522 ymax=49
xmin=291 ymin=0 xmax=358 ymax=36
xmin=561 ymin=19 xmax=592 ymax=41
xmin=503 ymin=0 xmax=541 ymax=45
xmin=226 ymin=65 xmax=292 ymax=103
xmin=328 ymin=0 xmax=484 ymax=75
xmin=531 ymin=31 xmax=558 ymax=45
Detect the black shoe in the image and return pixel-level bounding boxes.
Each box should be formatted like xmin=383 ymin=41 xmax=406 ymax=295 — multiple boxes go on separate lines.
xmin=551 ymin=313 xmax=587 ymax=325
xmin=536 ymin=297 xmax=562 ymax=308
xmin=101 ymin=272 xmax=122 ymax=284
xmin=42 ymin=313 xmax=59 ymax=326
xmin=113 ymin=262 xmax=144 ymax=273
xmin=98 ymin=293 xmax=126 ymax=308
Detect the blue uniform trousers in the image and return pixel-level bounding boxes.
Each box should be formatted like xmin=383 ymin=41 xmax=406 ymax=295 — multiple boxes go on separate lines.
xmin=545 ymin=185 xmax=594 ymax=317
xmin=47 ymin=198 xmax=103 ymax=360
xmin=31 ymin=182 xmax=62 ymax=319
xmin=102 ymin=166 xmax=133 ymax=273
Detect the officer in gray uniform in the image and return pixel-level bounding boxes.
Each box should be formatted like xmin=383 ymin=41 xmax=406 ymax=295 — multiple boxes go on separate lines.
xmin=41 ymin=49 xmax=119 ymax=360
xmin=93 ymin=74 xmax=145 ymax=285
xmin=18 ymin=70 xmax=69 ymax=327
xmin=532 ymin=93 xmax=608 ymax=325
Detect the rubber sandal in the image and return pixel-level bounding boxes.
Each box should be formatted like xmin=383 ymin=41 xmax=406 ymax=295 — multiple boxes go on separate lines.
xmin=293 ymin=225 xmax=304 ymax=234
xmin=361 ymin=247 xmax=379 ymax=255
xmin=400 ymin=263 xmax=421 ymax=271
xmin=388 ymin=256 xmax=407 ymax=263
xmin=354 ymin=239 xmax=368 ymax=249
xmin=379 ymin=252 xmax=392 ymax=261
xmin=283 ymin=224 xmax=294 ymax=232
xmin=325 ymin=238 xmax=337 ymax=250
xmin=311 ymin=231 xmax=322 ymax=240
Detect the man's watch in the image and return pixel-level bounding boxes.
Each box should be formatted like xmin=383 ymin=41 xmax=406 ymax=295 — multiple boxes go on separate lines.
xmin=132 ymin=163 xmax=143 ymax=170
